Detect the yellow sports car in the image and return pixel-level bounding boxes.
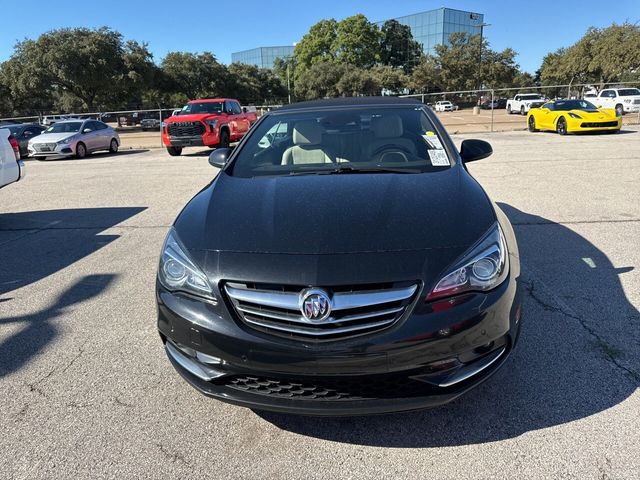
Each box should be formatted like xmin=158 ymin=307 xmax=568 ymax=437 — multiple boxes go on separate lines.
xmin=527 ymin=99 xmax=621 ymax=135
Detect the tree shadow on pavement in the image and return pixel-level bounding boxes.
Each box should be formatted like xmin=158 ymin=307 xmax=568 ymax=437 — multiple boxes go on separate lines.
xmin=0 ymin=207 xmax=145 ymax=295
xmin=257 ymin=204 xmax=638 ymax=447
xmin=0 ymin=274 xmax=116 ymax=377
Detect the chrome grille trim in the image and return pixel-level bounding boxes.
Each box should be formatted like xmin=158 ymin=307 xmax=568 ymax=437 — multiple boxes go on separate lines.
xmin=224 ymin=283 xmax=418 ymax=339
xmin=241 ymin=315 xmax=397 ymax=337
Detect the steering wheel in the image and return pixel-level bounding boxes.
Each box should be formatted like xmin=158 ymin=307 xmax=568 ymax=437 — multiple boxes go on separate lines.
xmin=371 ymin=144 xmax=414 ymax=162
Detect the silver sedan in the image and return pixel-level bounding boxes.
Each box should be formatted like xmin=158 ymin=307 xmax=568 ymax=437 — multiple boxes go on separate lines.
xmin=28 ymin=119 xmax=120 ymax=160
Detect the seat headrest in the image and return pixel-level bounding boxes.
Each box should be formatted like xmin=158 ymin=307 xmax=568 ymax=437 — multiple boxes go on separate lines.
xmin=371 ymin=115 xmax=404 ymax=138
xmin=293 ymin=120 xmax=324 ymax=145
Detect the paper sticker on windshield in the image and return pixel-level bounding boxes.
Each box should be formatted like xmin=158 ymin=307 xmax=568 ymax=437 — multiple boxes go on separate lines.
xmin=422 ymin=135 xmax=444 ymax=150
xmin=428 ymin=149 xmax=450 ymax=166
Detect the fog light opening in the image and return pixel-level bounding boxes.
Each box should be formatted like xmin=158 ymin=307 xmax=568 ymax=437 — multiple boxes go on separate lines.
xmin=474 ymin=341 xmax=495 ymax=355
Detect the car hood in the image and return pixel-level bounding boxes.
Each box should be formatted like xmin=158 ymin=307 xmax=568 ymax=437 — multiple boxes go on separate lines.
xmin=573 ymin=109 xmax=617 ymax=120
xmin=30 ymin=132 xmax=77 ymax=144
xmin=175 ymin=167 xmax=497 ymax=255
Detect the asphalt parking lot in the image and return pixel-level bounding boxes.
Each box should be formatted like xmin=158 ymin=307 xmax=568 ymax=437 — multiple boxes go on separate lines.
xmin=1 ymin=128 xmax=639 ymax=479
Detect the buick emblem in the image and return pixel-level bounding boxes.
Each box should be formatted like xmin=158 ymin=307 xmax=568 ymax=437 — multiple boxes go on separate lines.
xmin=299 ymin=288 xmax=331 ymax=322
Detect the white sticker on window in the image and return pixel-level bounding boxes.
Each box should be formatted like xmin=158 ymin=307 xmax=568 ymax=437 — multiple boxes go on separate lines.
xmin=422 ymin=135 xmax=444 ymax=150
xmin=428 ymin=149 xmax=450 ymax=166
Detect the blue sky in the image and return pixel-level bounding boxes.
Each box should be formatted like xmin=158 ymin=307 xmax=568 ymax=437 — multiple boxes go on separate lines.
xmin=1 ymin=0 xmax=638 ymax=73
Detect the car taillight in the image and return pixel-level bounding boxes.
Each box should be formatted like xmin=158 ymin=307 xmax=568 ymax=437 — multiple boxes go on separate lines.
xmin=8 ymin=135 xmax=20 ymax=160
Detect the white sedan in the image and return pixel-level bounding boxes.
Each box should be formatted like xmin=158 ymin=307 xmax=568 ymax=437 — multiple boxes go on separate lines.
xmin=28 ymin=119 xmax=120 ymax=160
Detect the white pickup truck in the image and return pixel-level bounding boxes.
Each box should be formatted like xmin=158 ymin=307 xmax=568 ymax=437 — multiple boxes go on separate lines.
xmin=594 ymin=88 xmax=640 ymax=116
xmin=506 ymin=94 xmax=546 ymax=115
xmin=0 ymin=128 xmax=26 ymax=190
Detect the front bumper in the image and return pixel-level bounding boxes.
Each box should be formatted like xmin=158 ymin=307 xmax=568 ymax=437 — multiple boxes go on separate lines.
xmin=28 ymin=143 xmax=75 ymax=158
xmin=157 ymin=270 xmax=523 ymax=415
xmin=162 ymin=131 xmax=220 ymax=147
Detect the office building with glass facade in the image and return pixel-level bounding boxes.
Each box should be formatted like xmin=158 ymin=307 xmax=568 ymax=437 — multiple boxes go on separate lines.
xmin=231 ymin=46 xmax=295 ymax=69
xmin=231 ymin=7 xmax=484 ymax=68
xmin=377 ymin=8 xmax=484 ymax=55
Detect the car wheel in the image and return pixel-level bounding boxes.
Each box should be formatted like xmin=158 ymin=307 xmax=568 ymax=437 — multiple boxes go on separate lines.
xmin=507 ymin=105 xmax=512 ymax=114
xmin=520 ymin=106 xmax=525 ymax=115
xmin=615 ymin=104 xmax=624 ymax=117
xmin=167 ymin=146 xmax=183 ymax=156
xmin=528 ymin=116 xmax=538 ymax=132
xmin=76 ymin=142 xmax=87 ymax=159
xmin=556 ymin=117 xmax=567 ymax=136
xmin=219 ymin=129 xmax=230 ymax=148
xmin=109 ymin=139 xmax=119 ymax=153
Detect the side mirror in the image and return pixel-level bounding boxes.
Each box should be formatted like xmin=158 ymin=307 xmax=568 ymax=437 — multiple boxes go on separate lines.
xmin=242 ymin=107 xmax=247 ymax=113
xmin=209 ymin=147 xmax=232 ymax=168
xmin=83 ymin=128 xmax=92 ymax=133
xmin=460 ymin=139 xmax=492 ymax=163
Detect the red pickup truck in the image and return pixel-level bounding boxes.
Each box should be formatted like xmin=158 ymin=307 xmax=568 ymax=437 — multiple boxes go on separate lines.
xmin=162 ymin=98 xmax=257 ymax=156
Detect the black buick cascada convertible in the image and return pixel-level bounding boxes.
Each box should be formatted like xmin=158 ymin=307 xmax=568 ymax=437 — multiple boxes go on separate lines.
xmin=156 ymin=97 xmax=523 ymax=415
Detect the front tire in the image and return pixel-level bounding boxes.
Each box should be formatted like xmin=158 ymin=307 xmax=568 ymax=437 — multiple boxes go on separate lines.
xmin=76 ymin=142 xmax=87 ymax=159
xmin=507 ymin=105 xmax=512 ymax=114
xmin=520 ymin=105 xmax=525 ymax=115
xmin=218 ymin=129 xmax=230 ymax=148
xmin=556 ymin=117 xmax=567 ymax=136
xmin=167 ymin=146 xmax=182 ymax=156
xmin=528 ymin=116 xmax=538 ymax=132
xmin=109 ymin=139 xmax=119 ymax=153
xmin=615 ymin=104 xmax=624 ymax=117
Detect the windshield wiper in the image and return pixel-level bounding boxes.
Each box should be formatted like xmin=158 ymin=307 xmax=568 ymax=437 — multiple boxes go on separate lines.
xmin=323 ymin=165 xmax=422 ymax=174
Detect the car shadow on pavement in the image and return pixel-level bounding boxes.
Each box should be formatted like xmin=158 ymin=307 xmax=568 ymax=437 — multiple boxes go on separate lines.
xmin=257 ymin=204 xmax=639 ymax=447
xmin=36 ymin=149 xmax=150 ymax=161
xmin=0 ymin=274 xmax=115 ymax=378
xmin=0 ymin=207 xmax=145 ymax=296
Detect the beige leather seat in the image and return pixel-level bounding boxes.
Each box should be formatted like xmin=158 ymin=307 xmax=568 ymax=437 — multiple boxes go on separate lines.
xmin=366 ymin=115 xmax=416 ymax=161
xmin=282 ymin=120 xmax=335 ymax=165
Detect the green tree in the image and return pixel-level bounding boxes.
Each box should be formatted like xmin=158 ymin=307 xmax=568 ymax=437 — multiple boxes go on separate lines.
xmin=295 ymin=61 xmax=347 ymax=100
xmin=379 ymin=20 xmax=423 ymax=72
xmin=409 ymin=56 xmax=442 ymax=92
xmin=370 ymin=65 xmax=407 ymax=94
xmin=538 ymin=23 xmax=640 ymax=88
xmin=13 ymin=28 xmax=129 ymax=110
xmin=294 ymin=19 xmax=338 ymax=73
xmin=160 ymin=52 xmax=228 ymax=100
xmin=334 ymin=14 xmax=381 ymax=68
xmin=336 ymin=68 xmax=379 ymax=96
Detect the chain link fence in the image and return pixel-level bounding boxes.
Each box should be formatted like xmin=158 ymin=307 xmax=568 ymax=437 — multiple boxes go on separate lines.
xmin=400 ymin=81 xmax=640 ymax=134
xmin=2 ymin=83 xmax=638 ymax=148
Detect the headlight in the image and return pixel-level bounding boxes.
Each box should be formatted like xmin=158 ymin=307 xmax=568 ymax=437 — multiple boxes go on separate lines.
xmin=57 ymin=136 xmax=74 ymax=145
xmin=158 ymin=228 xmax=216 ymax=301
xmin=568 ymin=112 xmax=582 ymax=119
xmin=427 ymin=223 xmax=509 ymax=301
xmin=205 ymin=119 xmax=218 ymax=130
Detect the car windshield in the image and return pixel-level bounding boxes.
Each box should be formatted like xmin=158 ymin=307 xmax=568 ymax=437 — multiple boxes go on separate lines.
xmin=45 ymin=122 xmax=82 ymax=133
xmin=617 ymin=88 xmax=640 ymax=96
xmin=227 ymin=106 xmax=453 ymax=178
xmin=181 ymin=102 xmax=224 ymax=114
xmin=520 ymin=94 xmax=543 ymax=100
xmin=554 ymin=100 xmax=598 ymax=111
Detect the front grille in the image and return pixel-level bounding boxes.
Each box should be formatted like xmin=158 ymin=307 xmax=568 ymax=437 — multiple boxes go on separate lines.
xmin=168 ymin=121 xmax=205 ymax=137
xmin=581 ymin=121 xmax=618 ymax=128
xmin=224 ymin=282 xmax=418 ymax=340
xmin=224 ymin=373 xmax=435 ymax=400
xmin=633 ymin=99 xmax=640 ymax=105
xmin=34 ymin=143 xmax=57 ymax=152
